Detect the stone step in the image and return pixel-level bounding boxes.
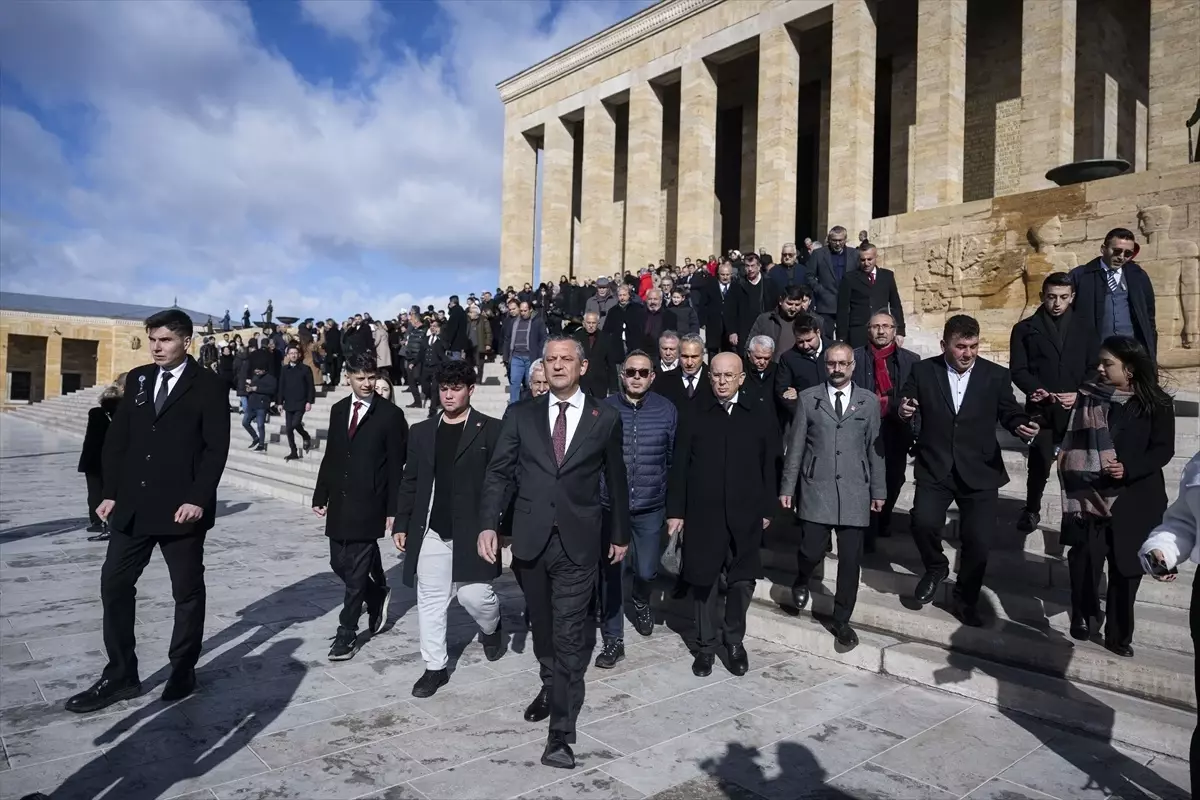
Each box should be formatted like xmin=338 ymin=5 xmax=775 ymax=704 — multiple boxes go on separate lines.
xmin=750 ymin=567 xmax=1196 ymax=711
xmin=744 ymin=605 xmax=1194 ymax=760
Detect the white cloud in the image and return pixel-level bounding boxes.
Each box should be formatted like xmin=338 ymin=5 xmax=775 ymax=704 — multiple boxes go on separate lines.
xmin=0 ymin=0 xmax=647 ymax=319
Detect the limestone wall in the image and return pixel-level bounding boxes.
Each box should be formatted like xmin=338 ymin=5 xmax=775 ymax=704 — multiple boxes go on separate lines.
xmin=869 ymin=164 xmax=1200 ymax=370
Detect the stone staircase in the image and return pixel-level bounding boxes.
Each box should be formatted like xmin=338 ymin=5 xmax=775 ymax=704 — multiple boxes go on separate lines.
xmin=9 ymin=357 xmax=1199 ymax=760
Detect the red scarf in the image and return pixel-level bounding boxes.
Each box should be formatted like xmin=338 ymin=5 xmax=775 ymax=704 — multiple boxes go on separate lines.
xmin=871 ymin=342 xmax=897 ymax=415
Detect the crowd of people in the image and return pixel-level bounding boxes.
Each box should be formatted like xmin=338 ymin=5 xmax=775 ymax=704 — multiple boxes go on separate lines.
xmin=68 ymin=223 xmax=1197 ymax=782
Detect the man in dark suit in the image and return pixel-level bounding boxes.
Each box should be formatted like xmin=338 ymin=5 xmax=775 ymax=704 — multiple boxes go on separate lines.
xmin=701 ymin=261 xmax=735 ymax=361
xmin=393 ymin=360 xmax=503 ymax=698
xmin=67 ymin=309 xmax=231 ymax=713
xmin=312 ymin=353 xmax=408 ymax=661
xmin=602 ymin=284 xmax=647 ymax=361
xmin=478 ymin=336 xmax=631 ymax=770
xmin=775 ymin=313 xmax=833 ymax=420
xmin=898 ymin=315 xmax=1039 ymax=626
xmin=726 ymin=253 xmax=781 ymax=355
xmin=441 ymin=295 xmax=470 ymax=360
xmin=836 ymin=242 xmax=906 ymax=349
xmin=807 ymin=226 xmax=859 ymax=339
xmin=79 ymin=386 xmax=122 ymax=536
xmin=573 ymin=311 xmax=616 ymax=399
xmin=277 ymin=344 xmax=316 ymax=461
xmin=1069 ymin=227 xmax=1157 ymax=361
xmin=852 ymin=311 xmax=920 ymax=549
xmin=652 ymin=333 xmax=709 ymax=410
xmin=743 ymin=334 xmax=782 ymax=430
xmin=1009 ymin=272 xmax=1101 ymax=532
xmin=667 ymin=353 xmax=778 ymax=677
xmin=422 ymin=319 xmax=447 ymax=417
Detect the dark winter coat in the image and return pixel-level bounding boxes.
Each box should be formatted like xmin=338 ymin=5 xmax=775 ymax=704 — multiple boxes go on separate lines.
xmin=601 ymin=391 xmax=677 ymax=513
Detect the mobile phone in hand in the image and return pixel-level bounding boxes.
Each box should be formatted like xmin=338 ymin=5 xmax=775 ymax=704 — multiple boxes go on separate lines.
xmin=1146 ymin=551 xmax=1178 ymax=578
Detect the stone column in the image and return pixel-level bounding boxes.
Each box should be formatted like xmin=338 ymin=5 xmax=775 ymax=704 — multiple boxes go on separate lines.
xmin=579 ymin=101 xmax=617 ymax=279
xmin=624 ymin=81 xmax=664 ymax=269
xmin=1018 ymin=0 xmax=1075 ymax=192
xmin=826 ymin=0 xmax=876 ymax=236
xmin=539 ymin=117 xmax=574 ymax=281
xmin=45 ymin=334 xmax=62 ymax=399
xmin=676 ymin=59 xmax=719 ymax=260
xmin=754 ymin=25 xmax=800 ymax=253
xmin=498 ymin=119 xmax=537 ymax=289
xmin=912 ymin=0 xmax=966 ymax=210
xmin=1148 ymin=0 xmax=1200 ymax=170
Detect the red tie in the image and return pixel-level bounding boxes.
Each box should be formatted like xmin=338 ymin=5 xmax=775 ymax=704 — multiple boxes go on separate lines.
xmin=552 ymin=402 xmax=569 ymax=466
xmin=349 ymin=401 xmax=363 ymax=438
xmin=868 ymin=272 xmax=876 ymax=285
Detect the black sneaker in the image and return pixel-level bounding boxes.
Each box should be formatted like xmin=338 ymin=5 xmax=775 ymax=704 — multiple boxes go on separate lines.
xmin=284 ymin=453 xmax=300 ymax=462
xmin=632 ymin=602 xmax=654 ymax=637
xmin=411 ymin=668 xmax=449 ymax=698
xmin=1017 ymin=509 xmax=1041 ymax=533
xmin=368 ymin=586 xmax=391 ymax=635
xmin=328 ymin=629 xmax=360 ymax=661
xmin=480 ymin=621 xmax=504 ymax=662
xmin=594 ymin=639 xmax=625 ymax=669
xmin=246 ymin=440 xmax=260 ymax=449
xmin=254 ymin=443 xmax=267 ymax=452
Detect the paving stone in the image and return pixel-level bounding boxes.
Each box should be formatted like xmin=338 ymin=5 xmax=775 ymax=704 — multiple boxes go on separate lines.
xmin=519 ymin=768 xmax=647 ymax=799
xmin=825 ymin=762 xmax=956 ymax=799
xmin=249 ymin=699 xmax=438 ymax=768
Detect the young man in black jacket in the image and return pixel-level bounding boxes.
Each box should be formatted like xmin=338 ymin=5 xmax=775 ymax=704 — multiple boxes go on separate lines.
xmin=312 ymin=353 xmax=408 ymax=661
xmin=277 ymin=344 xmax=316 ymax=461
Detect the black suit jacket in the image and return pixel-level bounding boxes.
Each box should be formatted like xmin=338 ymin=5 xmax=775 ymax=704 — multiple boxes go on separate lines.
xmin=653 ymin=365 xmax=711 ymax=411
xmin=480 ymin=392 xmax=630 ymax=566
xmin=852 ymin=345 xmax=920 ymax=425
xmin=276 ymin=363 xmax=316 ymax=411
xmin=1103 ymin=401 xmax=1176 ymax=576
xmin=573 ymin=328 xmax=616 ymax=399
xmin=836 ymin=268 xmax=906 ymax=348
xmin=807 ymin=246 xmax=859 ymax=316
xmin=1009 ymin=308 xmax=1100 ymax=435
xmin=900 ymin=356 xmax=1029 ymax=491
xmin=442 ymin=305 xmax=470 ymax=353
xmin=395 ymin=409 xmax=502 ymax=587
xmin=313 ymin=396 xmax=408 ymax=541
xmin=102 ymin=358 xmax=231 ymax=536
xmin=701 ymin=280 xmax=734 ymax=349
xmin=79 ymin=399 xmax=119 ymax=474
xmin=775 ymin=341 xmax=834 ymax=417
xmin=742 ymin=361 xmax=783 ymax=431
xmin=602 ymin=302 xmax=647 ymax=360
xmin=1069 ymin=257 xmax=1157 ymax=359
xmin=726 ymin=278 xmax=781 ymax=351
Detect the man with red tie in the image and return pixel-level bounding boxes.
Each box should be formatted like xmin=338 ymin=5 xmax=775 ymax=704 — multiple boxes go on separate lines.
xmin=313 ymin=352 xmax=408 ymax=661
xmin=835 ymin=242 xmax=906 ymax=350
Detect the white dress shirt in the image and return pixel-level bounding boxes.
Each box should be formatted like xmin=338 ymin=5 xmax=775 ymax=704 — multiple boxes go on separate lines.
xmin=548 ymin=387 xmax=586 ymax=451
xmin=945 ymin=359 xmax=973 ymax=413
xmin=682 ymin=371 xmax=701 ymax=396
xmin=826 ymin=381 xmax=853 ymax=413
xmin=1101 ymin=260 xmax=1125 ymax=290
xmin=348 ymin=395 xmax=373 ymax=429
xmin=723 ymin=392 xmax=739 ymax=414
xmin=660 ymin=360 xmax=678 ymax=373
xmin=154 ymin=360 xmax=188 ymax=400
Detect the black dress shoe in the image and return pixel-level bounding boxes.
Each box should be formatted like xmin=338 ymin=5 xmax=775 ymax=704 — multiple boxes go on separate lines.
xmin=480 ymin=621 xmax=504 ymax=662
xmin=1017 ymin=509 xmax=1041 ymax=534
xmin=691 ymin=652 xmax=714 ymax=677
xmin=161 ymin=668 xmax=196 ymax=702
xmin=1070 ymin=618 xmax=1090 ymax=641
xmin=411 ymin=669 xmax=449 ymax=698
xmin=524 ymin=687 xmax=551 ymax=722
xmin=541 ymin=733 xmax=575 ymax=769
xmin=833 ymin=623 xmax=859 ymax=648
xmin=284 ymin=453 xmax=300 ymax=462
xmin=65 ymin=677 xmax=142 ymax=714
xmin=86 ymin=531 xmax=111 ymax=542
xmin=913 ymin=570 xmax=948 ymax=605
xmin=952 ymin=598 xmax=984 ymax=628
xmin=726 ymin=644 xmax=749 ymax=676
xmin=1106 ymin=642 xmax=1134 ymax=658
xmin=790 ymin=582 xmax=810 ymax=610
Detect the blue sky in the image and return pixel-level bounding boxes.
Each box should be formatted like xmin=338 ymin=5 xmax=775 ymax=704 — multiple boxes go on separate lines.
xmin=0 ymin=0 xmax=648 ymax=320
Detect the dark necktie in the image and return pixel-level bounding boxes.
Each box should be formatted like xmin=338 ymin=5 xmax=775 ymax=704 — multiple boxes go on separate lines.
xmin=349 ymin=401 xmax=363 ymax=438
xmin=552 ymin=401 xmax=569 ymax=466
xmin=686 ymin=375 xmax=695 ymax=398
xmin=835 ymin=390 xmax=845 ymax=418
xmin=868 ymin=272 xmax=876 ymax=286
xmin=1107 ymin=269 xmax=1120 ymax=294
xmin=154 ymin=371 xmax=173 ymax=415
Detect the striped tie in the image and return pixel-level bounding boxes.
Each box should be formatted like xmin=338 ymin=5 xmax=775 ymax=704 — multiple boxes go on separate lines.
xmin=1106 ymin=269 xmax=1120 ymax=294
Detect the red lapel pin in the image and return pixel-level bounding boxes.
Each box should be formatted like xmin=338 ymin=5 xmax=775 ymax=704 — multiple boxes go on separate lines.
xmin=591 ymin=409 xmax=600 ymax=417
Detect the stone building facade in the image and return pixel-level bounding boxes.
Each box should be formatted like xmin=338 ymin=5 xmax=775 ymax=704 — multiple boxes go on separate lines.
xmin=495 ymin=0 xmax=1199 ymax=368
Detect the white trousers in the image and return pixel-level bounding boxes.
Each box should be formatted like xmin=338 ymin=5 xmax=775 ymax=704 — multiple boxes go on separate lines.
xmin=416 ymin=528 xmax=500 ymax=670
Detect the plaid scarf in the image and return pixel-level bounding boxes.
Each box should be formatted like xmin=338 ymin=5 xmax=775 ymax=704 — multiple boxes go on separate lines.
xmin=1058 ymin=381 xmax=1131 ymax=519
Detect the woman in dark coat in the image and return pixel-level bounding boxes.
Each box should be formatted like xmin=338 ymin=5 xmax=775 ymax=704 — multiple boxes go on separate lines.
xmin=78 ymin=380 xmax=124 ymax=539
xmin=1058 ymin=336 xmax=1175 ymax=657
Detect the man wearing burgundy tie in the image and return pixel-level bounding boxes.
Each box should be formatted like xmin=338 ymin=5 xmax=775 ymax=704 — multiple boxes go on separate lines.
xmin=313 ymin=352 xmax=408 ymax=661
xmin=835 ymin=242 xmax=906 ymax=349
xmin=478 ymin=336 xmax=631 ymax=770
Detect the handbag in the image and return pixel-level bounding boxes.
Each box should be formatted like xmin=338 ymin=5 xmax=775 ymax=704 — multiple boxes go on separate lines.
xmin=659 ymin=531 xmax=683 ymax=576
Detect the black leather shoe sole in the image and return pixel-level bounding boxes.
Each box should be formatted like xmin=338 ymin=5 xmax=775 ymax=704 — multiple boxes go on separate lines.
xmin=790 ymin=584 xmax=810 ymax=610
xmin=65 ymin=683 xmax=142 ymax=714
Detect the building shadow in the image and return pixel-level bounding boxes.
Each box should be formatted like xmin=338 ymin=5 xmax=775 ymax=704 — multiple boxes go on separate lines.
xmin=214 ymin=500 xmax=251 ymax=518
xmin=0 ymin=517 xmax=91 ymax=543
xmin=35 ymin=573 xmax=336 ymax=800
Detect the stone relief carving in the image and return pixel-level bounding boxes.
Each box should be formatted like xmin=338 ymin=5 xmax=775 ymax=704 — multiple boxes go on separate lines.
xmin=1137 ymin=205 xmax=1200 ymax=367
xmin=915 ymin=233 xmax=1022 ymax=313
xmin=129 ymin=335 xmax=141 ymax=351
xmin=1021 ymin=216 xmax=1078 ymax=319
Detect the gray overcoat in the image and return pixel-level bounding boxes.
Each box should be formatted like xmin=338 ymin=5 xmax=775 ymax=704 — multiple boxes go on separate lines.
xmin=780 ymin=383 xmax=885 ymax=527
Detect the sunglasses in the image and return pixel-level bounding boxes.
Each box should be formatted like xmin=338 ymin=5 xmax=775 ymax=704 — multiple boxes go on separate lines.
xmin=623 ymin=368 xmax=651 ymax=378
xmin=1108 ymin=248 xmax=1135 ymax=258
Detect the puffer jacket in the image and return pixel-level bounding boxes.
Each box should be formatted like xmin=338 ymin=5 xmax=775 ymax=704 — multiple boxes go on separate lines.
xmin=600 ymin=391 xmax=677 ymax=512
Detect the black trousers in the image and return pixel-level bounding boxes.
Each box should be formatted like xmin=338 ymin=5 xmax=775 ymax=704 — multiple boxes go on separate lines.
xmin=689 ymin=577 xmax=754 ymax=655
xmin=284 ymin=409 xmax=311 ymax=455
xmin=101 ymin=529 xmax=207 ymax=682
xmin=798 ymin=521 xmax=863 ymax=625
xmin=329 ymin=539 xmax=387 ymax=633
xmin=326 ymin=353 xmax=342 ymax=386
xmin=407 ymin=363 xmax=423 ymax=404
xmin=85 ymin=472 xmax=104 ymax=525
xmin=513 ymin=530 xmax=595 ymax=743
xmin=911 ymin=470 xmax=997 ymax=606
xmin=868 ymin=423 xmax=911 ymax=544
xmin=1067 ymin=518 xmax=1141 ymax=647
xmin=422 ymin=375 xmax=440 ymax=415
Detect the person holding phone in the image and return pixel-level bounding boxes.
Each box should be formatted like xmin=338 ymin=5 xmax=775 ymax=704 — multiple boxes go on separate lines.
xmin=1058 ymin=336 xmax=1175 ymax=655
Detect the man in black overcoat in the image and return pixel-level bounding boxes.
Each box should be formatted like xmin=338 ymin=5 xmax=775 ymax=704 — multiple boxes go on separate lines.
xmin=478 ymin=336 xmax=630 ymax=771
xmin=836 ymin=243 xmax=906 ymax=349
xmin=1008 ymin=272 xmax=1100 ymax=533
xmin=277 ymin=343 xmax=316 ymax=460
xmin=807 ymin=226 xmax=859 ymax=339
xmin=775 ymin=313 xmax=833 ymax=419
xmin=1069 ymin=227 xmax=1157 ymax=361
xmin=898 ymin=315 xmax=1039 ymax=626
xmin=573 ymin=311 xmax=616 ymax=399
xmin=393 ymin=360 xmax=504 ymax=699
xmin=67 ymin=309 xmax=231 ymax=714
xmin=666 ymin=353 xmax=779 ymax=679
xmin=701 ymin=261 xmax=736 ymax=361
xmin=312 ymin=353 xmax=408 ymax=661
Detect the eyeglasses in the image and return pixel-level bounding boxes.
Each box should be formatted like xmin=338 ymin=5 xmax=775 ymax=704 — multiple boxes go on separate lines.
xmin=1108 ymin=248 xmax=1135 ymax=258
xmin=710 ymin=372 xmax=739 ymax=382
xmin=623 ymin=368 xmax=651 ymax=378
xmin=825 ymin=360 xmax=853 ymax=369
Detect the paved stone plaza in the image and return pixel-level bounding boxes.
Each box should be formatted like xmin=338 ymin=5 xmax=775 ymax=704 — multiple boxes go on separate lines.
xmin=0 ymin=419 xmax=1189 ymax=800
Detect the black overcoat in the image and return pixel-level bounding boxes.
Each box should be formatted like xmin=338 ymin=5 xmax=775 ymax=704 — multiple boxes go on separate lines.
xmin=395 ymin=409 xmax=503 ymax=587
xmin=1009 ymin=307 xmax=1100 ymax=435
xmin=666 ymin=392 xmax=779 ymax=586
